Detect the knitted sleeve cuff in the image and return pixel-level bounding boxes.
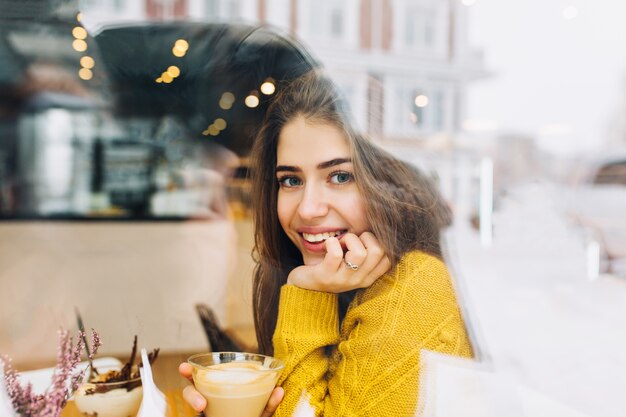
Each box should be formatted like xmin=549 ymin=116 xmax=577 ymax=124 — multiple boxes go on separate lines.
xmin=275 ymin=285 xmax=340 ymax=338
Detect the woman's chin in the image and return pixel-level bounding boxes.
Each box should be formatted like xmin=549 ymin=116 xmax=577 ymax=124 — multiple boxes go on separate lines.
xmin=302 ymin=254 xmax=324 ymax=266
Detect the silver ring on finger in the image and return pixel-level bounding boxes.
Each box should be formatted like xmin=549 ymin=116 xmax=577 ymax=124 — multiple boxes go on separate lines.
xmin=345 ymin=260 xmax=359 ymax=271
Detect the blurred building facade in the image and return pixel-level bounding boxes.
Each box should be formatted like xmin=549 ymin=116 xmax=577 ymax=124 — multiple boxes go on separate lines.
xmin=608 ymin=73 xmax=626 ymax=148
xmin=80 ymin=0 xmax=486 ymax=141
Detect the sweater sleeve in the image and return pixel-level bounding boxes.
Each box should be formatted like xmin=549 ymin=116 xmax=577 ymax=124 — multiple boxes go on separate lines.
xmin=272 ymin=285 xmax=340 ymax=417
xmin=273 ymin=252 xmax=473 ymax=417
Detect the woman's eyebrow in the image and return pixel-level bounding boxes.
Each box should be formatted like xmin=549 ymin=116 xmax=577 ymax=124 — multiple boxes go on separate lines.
xmin=275 ymin=165 xmax=300 ymax=173
xmin=317 ymin=158 xmax=352 ymax=169
xmin=275 ymin=158 xmax=351 ymax=173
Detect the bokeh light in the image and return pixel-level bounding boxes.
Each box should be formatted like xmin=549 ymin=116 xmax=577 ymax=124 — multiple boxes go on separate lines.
xmin=414 ymin=94 xmax=429 ymax=107
xmin=78 ymin=68 xmax=93 ymax=80
xmin=245 ymin=93 xmax=259 ymax=108
xmin=174 ymin=39 xmax=189 ymax=51
xmin=219 ymin=92 xmax=235 ymax=110
xmin=167 ymin=65 xmax=181 ymax=78
xmin=260 ymin=80 xmax=276 ymax=95
xmin=72 ymin=39 xmax=87 ymax=52
xmin=80 ymin=56 xmax=95 ymax=69
xmin=162 ymin=72 xmax=173 ymax=83
xmin=214 ymin=118 xmax=227 ymax=130
xmin=172 ymin=39 xmax=189 ymax=57
xmin=72 ymin=27 xmax=88 ymax=40
xmin=221 ymin=92 xmax=235 ymax=104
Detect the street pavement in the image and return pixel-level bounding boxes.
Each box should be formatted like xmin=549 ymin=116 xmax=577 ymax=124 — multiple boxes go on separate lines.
xmin=442 ymin=181 xmax=626 ymax=417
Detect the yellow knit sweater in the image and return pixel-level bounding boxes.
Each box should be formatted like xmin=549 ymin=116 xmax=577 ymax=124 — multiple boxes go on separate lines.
xmin=272 ymin=250 xmax=473 ymax=417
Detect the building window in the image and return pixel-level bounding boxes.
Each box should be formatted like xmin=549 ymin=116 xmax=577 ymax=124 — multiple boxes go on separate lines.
xmin=330 ymin=7 xmax=343 ymax=38
xmin=433 ymin=90 xmax=444 ymax=130
xmin=227 ymin=0 xmax=241 ymax=19
xmin=80 ymin=0 xmax=122 ymax=11
xmin=404 ymin=14 xmax=416 ymax=46
xmin=308 ymin=1 xmax=346 ymax=41
xmin=205 ymin=0 xmax=218 ymax=17
xmin=404 ymin=7 xmax=435 ymax=49
xmin=203 ymin=0 xmax=241 ymax=20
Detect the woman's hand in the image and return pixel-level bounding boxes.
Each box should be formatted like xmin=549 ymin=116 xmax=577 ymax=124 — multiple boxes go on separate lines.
xmin=287 ymin=232 xmax=391 ymax=293
xmin=178 ymin=362 xmax=285 ymax=416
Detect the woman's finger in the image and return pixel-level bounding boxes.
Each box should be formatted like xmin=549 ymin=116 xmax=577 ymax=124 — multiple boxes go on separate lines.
xmin=178 ymin=362 xmax=193 ymax=382
xmin=261 ymin=386 xmax=285 ymax=417
xmin=323 ymin=236 xmax=344 ymax=270
xmin=365 ymin=255 xmax=392 ymax=286
xmin=346 ymin=232 xmax=387 ymax=287
xmin=182 ymin=385 xmax=207 ymax=412
xmin=341 ymin=233 xmax=367 ymax=269
xmin=358 ymin=232 xmax=385 ymax=261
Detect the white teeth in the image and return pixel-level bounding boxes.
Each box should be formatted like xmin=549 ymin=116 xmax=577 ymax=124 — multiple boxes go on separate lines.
xmin=302 ymin=230 xmax=342 ymax=243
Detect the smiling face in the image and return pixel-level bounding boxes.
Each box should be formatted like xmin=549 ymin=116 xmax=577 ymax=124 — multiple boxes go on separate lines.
xmin=275 ymin=116 xmax=370 ymax=265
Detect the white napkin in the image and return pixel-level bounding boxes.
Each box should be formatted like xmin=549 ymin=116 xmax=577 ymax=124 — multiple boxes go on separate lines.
xmin=0 ymin=359 xmax=18 ymax=417
xmin=136 ymin=348 xmax=170 ymax=417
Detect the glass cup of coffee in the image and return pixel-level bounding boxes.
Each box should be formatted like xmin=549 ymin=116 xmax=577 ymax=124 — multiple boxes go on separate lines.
xmin=188 ymin=352 xmax=284 ymax=417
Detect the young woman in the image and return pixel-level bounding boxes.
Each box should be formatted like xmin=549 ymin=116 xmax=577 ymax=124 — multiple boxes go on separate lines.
xmin=180 ymin=71 xmax=473 ymax=416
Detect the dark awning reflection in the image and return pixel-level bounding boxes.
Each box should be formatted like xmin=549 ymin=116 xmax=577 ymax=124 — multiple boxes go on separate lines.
xmin=94 ymin=22 xmax=318 ymax=155
xmin=0 ymin=16 xmax=319 ymax=218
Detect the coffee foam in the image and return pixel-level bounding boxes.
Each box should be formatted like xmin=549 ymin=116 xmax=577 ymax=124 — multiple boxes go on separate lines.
xmin=202 ymin=362 xmax=266 ymax=384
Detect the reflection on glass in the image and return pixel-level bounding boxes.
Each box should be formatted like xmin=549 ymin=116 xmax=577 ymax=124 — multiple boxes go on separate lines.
xmin=72 ymin=38 xmax=88 ymax=52
xmin=80 ymin=55 xmax=95 ymax=68
xmin=219 ymin=91 xmax=235 ymax=110
xmin=161 ymin=72 xmax=173 ymax=83
xmin=244 ymin=93 xmax=259 ymax=108
xmin=174 ymin=38 xmax=189 ymax=51
xmin=166 ymin=65 xmax=180 ymax=78
xmin=0 ymin=19 xmax=316 ymax=220
xmin=72 ymin=26 xmax=87 ymax=40
xmin=214 ymin=118 xmax=226 ymax=131
xmin=414 ymin=94 xmax=429 ymax=108
xmin=208 ymin=125 xmax=220 ymax=136
xmin=78 ymin=67 xmax=93 ymax=80
xmin=172 ymin=38 xmax=189 ymax=57
xmin=260 ymin=80 xmax=275 ymax=95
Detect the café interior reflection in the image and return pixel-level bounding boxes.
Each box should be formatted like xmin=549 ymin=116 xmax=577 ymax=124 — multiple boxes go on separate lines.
xmin=0 ymin=8 xmax=317 ymax=364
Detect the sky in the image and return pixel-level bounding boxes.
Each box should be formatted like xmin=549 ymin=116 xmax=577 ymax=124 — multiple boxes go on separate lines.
xmin=464 ymin=0 xmax=626 ymax=155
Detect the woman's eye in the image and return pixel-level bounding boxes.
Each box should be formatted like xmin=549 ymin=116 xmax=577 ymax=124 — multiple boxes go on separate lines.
xmin=278 ymin=176 xmax=303 ymax=188
xmin=330 ymin=172 xmax=353 ymax=185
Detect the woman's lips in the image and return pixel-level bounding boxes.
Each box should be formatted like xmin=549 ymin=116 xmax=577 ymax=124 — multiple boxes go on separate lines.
xmin=299 ymin=230 xmax=347 ymax=253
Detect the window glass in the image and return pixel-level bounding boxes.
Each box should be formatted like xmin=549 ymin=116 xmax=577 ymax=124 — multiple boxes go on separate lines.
xmin=330 ymin=7 xmax=343 ymax=38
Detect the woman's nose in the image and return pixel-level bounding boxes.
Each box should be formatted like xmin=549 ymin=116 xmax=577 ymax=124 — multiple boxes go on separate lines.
xmin=297 ymin=184 xmax=328 ymax=220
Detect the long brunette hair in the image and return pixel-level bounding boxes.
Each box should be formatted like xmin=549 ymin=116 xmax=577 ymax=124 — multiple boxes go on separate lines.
xmin=250 ymin=71 xmax=452 ymax=355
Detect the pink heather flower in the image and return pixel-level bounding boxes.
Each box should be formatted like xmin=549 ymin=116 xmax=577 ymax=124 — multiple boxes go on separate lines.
xmin=90 ymin=329 xmax=101 ymax=360
xmin=1 ymin=328 xmax=101 ymax=417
